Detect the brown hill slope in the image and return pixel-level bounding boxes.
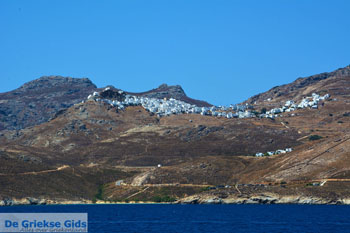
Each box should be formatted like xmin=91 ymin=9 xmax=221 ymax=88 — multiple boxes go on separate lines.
xmin=128 ymin=98 xmax=350 ymax=186
xmin=0 ymin=65 xmax=350 ymax=202
xmin=1 ymin=100 xmax=302 ymax=167
xmin=245 ymin=65 xmax=350 ymax=109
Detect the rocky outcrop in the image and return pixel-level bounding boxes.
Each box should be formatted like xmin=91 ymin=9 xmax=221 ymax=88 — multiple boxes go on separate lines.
xmin=177 ymin=193 xmax=350 ymax=205
xmin=1 ymin=195 xmax=349 ymax=205
xmin=245 ymin=65 xmax=350 ymax=105
xmin=137 ymin=84 xmax=186 ymax=100
xmin=0 ymin=76 xmax=97 ymax=131
xmin=0 ymin=197 xmax=91 ymax=206
xmin=129 ymin=84 xmax=212 ymax=107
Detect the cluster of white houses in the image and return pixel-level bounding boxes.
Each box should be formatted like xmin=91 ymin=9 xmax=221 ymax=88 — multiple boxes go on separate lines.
xmin=87 ymin=89 xmax=253 ymax=118
xmin=255 ymin=148 xmax=293 ymax=157
xmin=260 ymin=93 xmax=330 ymax=119
xmin=87 ymin=89 xmax=329 ymax=120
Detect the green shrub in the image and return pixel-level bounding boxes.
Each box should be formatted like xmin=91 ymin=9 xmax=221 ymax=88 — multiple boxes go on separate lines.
xmin=94 ymin=184 xmax=105 ymax=200
xmin=309 ymin=135 xmax=322 ymax=141
xmin=251 ymin=111 xmax=259 ymax=116
xmin=201 ymin=186 xmax=211 ymax=191
xmin=151 ymin=195 xmax=176 ymax=203
xmin=162 ymin=195 xmax=176 ymax=202
xmin=152 ymin=196 xmax=163 ymax=203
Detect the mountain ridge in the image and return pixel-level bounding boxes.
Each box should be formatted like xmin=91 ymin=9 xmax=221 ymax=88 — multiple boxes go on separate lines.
xmin=0 ymin=76 xmax=210 ymax=131
xmin=245 ymin=65 xmax=350 ymax=106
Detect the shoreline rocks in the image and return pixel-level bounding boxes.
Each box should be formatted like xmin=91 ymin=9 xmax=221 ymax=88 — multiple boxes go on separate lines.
xmin=176 ymin=194 xmax=350 ymax=205
xmin=0 ymin=197 xmax=90 ymax=206
xmin=1 ymin=194 xmax=350 ymax=206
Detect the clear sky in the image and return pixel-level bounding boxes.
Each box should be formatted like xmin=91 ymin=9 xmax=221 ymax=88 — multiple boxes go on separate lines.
xmin=1 ymin=0 xmax=350 ymax=105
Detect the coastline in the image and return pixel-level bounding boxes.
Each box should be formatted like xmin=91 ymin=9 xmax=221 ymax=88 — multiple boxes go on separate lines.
xmin=1 ymin=194 xmax=350 ymax=206
xmin=176 ymin=194 xmax=350 ymax=205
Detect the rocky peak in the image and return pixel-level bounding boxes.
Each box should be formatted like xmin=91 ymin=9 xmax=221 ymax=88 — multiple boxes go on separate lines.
xmin=158 ymin=83 xmax=169 ymax=89
xmin=333 ymin=65 xmax=350 ymax=76
xmin=293 ymin=64 xmax=350 ymax=88
xmin=18 ymin=76 xmax=96 ymax=93
xmin=0 ymin=76 xmax=98 ymax=131
xmin=138 ymin=83 xmax=186 ymax=100
xmin=245 ymin=64 xmax=350 ymax=105
xmin=157 ymin=83 xmax=185 ymax=94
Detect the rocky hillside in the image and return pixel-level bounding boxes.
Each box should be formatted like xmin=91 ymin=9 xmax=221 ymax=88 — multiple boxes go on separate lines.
xmin=0 ymin=65 xmax=350 ymax=203
xmin=129 ymin=84 xmax=212 ymax=107
xmin=245 ymin=65 xmax=350 ymax=107
xmin=0 ymin=77 xmax=210 ymax=131
xmin=0 ymin=100 xmax=302 ymax=166
xmin=0 ymin=76 xmax=97 ymax=131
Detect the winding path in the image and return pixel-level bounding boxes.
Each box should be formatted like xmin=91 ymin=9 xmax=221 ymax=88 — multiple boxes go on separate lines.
xmin=0 ymin=165 xmax=70 ymax=176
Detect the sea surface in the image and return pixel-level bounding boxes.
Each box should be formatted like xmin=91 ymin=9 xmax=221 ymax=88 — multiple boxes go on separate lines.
xmin=0 ymin=204 xmax=350 ymax=233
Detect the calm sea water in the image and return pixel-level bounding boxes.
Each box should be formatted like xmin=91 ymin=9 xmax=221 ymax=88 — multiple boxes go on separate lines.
xmin=0 ymin=204 xmax=350 ymax=233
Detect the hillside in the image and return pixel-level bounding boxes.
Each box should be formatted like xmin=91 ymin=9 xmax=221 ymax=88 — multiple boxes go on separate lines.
xmin=244 ymin=65 xmax=350 ymax=110
xmin=0 ymin=77 xmax=210 ymax=131
xmin=0 ymin=76 xmax=97 ymax=131
xmin=0 ymin=65 xmax=350 ymax=204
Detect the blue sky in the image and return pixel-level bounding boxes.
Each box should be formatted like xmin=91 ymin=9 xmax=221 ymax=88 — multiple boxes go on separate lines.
xmin=1 ymin=0 xmax=350 ymax=105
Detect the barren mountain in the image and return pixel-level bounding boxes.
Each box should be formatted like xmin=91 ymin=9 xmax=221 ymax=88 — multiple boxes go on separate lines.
xmin=0 ymin=77 xmax=210 ymax=131
xmin=0 ymin=65 xmax=350 ymax=204
xmin=245 ymin=65 xmax=350 ymax=109
xmin=0 ymin=76 xmax=97 ymax=131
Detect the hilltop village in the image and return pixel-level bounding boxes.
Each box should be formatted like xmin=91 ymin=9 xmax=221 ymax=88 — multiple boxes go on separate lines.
xmin=86 ymin=87 xmax=330 ymax=120
xmin=84 ymin=88 xmax=331 ymax=158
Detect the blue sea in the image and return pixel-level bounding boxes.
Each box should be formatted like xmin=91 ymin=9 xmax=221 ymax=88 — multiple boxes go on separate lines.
xmin=1 ymin=204 xmax=350 ymax=233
